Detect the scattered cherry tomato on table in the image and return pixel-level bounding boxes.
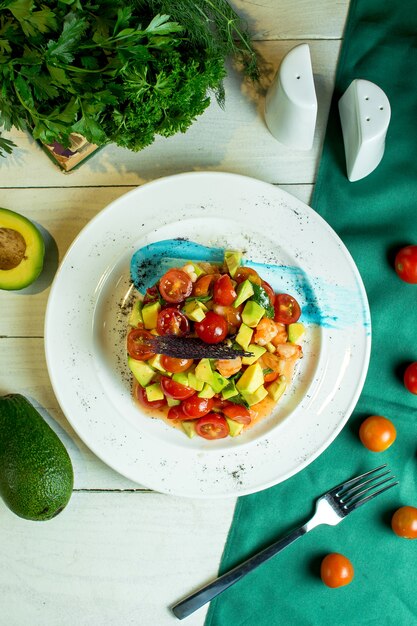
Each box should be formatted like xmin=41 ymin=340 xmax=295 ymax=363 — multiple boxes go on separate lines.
xmin=320 ymin=553 xmax=354 ymax=588
xmin=394 ymin=245 xmax=417 ymax=283
xmin=391 ymin=506 xmax=417 ymax=539
xmin=404 ymin=362 xmax=417 ymax=394
xmin=358 ymin=415 xmax=396 ymax=452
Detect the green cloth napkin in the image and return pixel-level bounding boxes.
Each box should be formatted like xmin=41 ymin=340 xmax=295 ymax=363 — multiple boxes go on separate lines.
xmin=206 ymin=0 xmax=417 ymax=624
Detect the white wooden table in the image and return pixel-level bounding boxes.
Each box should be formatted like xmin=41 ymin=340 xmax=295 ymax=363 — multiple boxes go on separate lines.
xmin=0 ymin=2 xmax=349 ymax=624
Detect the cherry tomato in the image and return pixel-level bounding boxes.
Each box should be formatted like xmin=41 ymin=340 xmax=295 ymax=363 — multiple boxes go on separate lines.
xmin=274 ymin=294 xmax=301 ymax=324
xmin=156 ymin=307 xmax=189 ymax=336
xmin=142 ymin=285 xmax=160 ymax=306
xmin=213 ymin=275 xmax=237 ymax=306
xmin=158 ymin=269 xmax=192 ymax=303
xmin=160 ymin=376 xmax=195 ymax=400
xmin=136 ymin=385 xmax=166 ymax=409
xmin=391 ymin=506 xmax=417 ymax=539
xmin=192 ymin=273 xmax=220 ymax=297
xmin=359 ymin=415 xmax=396 ymax=452
xmin=320 ymin=553 xmax=354 ymax=588
xmin=222 ymin=404 xmax=252 ymax=425
xmin=234 ymin=267 xmax=262 ymax=285
xmin=167 ymin=404 xmax=194 ymax=420
xmin=404 ymin=362 xmax=417 ymax=394
xmin=161 ymin=356 xmax=193 ymax=373
xmin=195 ymin=311 xmax=228 ymax=344
xmin=195 ymin=414 xmax=229 ymax=439
xmin=261 ymin=280 xmax=276 ymax=306
xmin=212 ymin=304 xmax=242 ymax=333
xmin=182 ymin=395 xmax=215 ymax=418
xmin=127 ymin=328 xmax=155 ymax=361
xmin=394 ymin=245 xmax=417 ymax=283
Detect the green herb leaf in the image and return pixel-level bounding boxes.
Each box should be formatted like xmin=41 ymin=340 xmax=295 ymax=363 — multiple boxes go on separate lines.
xmin=227 ymin=394 xmax=250 ymax=409
xmin=251 ymin=283 xmax=275 ymax=318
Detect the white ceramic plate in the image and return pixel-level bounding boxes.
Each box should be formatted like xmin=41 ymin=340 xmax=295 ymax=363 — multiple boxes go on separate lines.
xmin=45 ymin=172 xmax=371 ymax=498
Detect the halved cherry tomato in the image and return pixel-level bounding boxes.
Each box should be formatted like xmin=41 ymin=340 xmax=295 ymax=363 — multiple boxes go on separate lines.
xmin=404 ymin=362 xmax=417 ymax=394
xmin=213 ymin=275 xmax=237 ymax=306
xmin=234 ymin=267 xmax=262 ymax=285
xmin=182 ymin=395 xmax=214 ymax=418
xmin=160 ymin=376 xmax=195 ymax=400
xmin=158 ymin=269 xmax=192 ymax=303
xmin=195 ymin=414 xmax=229 ymax=439
xmin=274 ymin=294 xmax=301 ymax=324
xmin=161 ymin=356 xmax=193 ymax=373
xmin=136 ymin=386 xmax=166 ymax=409
xmin=359 ymin=415 xmax=396 ymax=452
xmin=394 ymin=245 xmax=417 ymax=283
xmin=261 ymin=280 xmax=276 ymax=306
xmin=212 ymin=304 xmax=242 ymax=334
xmin=320 ymin=553 xmax=354 ymax=588
xmin=156 ymin=307 xmax=189 ymax=336
xmin=222 ymin=404 xmax=251 ymax=425
xmin=391 ymin=506 xmax=417 ymax=539
xmin=192 ymin=274 xmax=220 ymax=297
xmin=127 ymin=328 xmax=155 ymax=361
xmin=195 ymin=311 xmax=228 ymax=344
xmin=167 ymin=404 xmax=194 ymax=420
xmin=142 ymin=285 xmax=160 ymax=306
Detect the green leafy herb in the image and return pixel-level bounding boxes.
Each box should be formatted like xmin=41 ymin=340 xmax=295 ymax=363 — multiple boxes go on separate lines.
xmin=251 ymin=283 xmax=275 ymax=318
xmin=0 ymin=0 xmax=258 ymax=156
xmin=227 ymin=393 xmax=250 ymax=409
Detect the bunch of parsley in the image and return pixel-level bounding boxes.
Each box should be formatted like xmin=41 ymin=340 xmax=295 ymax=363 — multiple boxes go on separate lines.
xmin=0 ymin=0 xmax=258 ymax=157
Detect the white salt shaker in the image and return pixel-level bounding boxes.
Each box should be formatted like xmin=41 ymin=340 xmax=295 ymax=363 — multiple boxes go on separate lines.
xmin=264 ymin=43 xmax=317 ymax=150
xmin=338 ymin=79 xmax=391 ymax=182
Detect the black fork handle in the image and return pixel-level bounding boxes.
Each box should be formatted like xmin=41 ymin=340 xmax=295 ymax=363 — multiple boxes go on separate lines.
xmin=171 ymin=525 xmax=307 ymax=620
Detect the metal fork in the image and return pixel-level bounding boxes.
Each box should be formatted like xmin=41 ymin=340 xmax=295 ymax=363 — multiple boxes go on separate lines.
xmin=171 ymin=464 xmax=398 ymax=620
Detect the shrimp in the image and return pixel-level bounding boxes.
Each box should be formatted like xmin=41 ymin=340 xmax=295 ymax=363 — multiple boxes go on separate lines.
xmin=254 ymin=318 xmax=278 ymax=346
xmin=271 ymin=323 xmax=288 ymax=346
xmin=274 ymin=343 xmax=303 ymax=381
xmin=215 ymin=356 xmax=242 ymax=378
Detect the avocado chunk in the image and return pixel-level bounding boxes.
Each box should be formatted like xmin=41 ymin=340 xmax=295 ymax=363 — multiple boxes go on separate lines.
xmin=242 ymin=344 xmax=267 ymax=365
xmin=128 ymin=357 xmax=155 ymax=387
xmin=172 ymin=372 xmax=189 ymax=386
xmin=0 ymin=394 xmax=73 ymax=521
xmin=224 ymin=250 xmax=242 ymax=278
xmin=187 ymin=371 xmax=205 ymax=391
xmin=225 ymin=417 xmax=244 ymax=436
xmin=195 ymin=358 xmax=216 ymax=384
xmin=288 ymin=322 xmax=305 ymax=344
xmin=198 ymin=383 xmax=216 ymax=399
xmin=142 ymin=301 xmax=161 ymax=329
xmin=233 ymin=279 xmax=254 ymax=308
xmin=145 ymin=383 xmax=164 ymax=402
xmin=221 ymin=380 xmax=238 ymax=400
xmin=236 ymin=362 xmax=264 ymax=394
xmin=182 ymin=300 xmax=206 ymax=322
xmin=242 ymin=301 xmax=265 ymax=327
xmin=148 ymin=354 xmax=168 ymax=374
xmin=166 ymin=397 xmax=181 ymax=407
xmin=181 ymin=421 xmax=197 ymax=438
xmin=0 ymin=207 xmax=45 ymax=291
xmin=267 ymin=375 xmax=287 ymax=402
xmin=235 ymin=323 xmax=253 ymax=350
xmin=240 ymin=385 xmax=268 ymax=406
xmin=129 ymin=300 xmax=143 ymax=327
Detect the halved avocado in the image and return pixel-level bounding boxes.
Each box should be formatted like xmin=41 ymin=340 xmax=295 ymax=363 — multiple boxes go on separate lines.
xmin=0 ymin=208 xmax=44 ymax=290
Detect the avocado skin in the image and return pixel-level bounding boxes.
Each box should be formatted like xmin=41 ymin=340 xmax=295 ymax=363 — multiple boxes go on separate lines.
xmin=0 ymin=394 xmax=74 ymax=521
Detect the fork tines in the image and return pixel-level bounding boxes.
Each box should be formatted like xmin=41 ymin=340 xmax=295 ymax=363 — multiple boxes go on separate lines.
xmin=333 ymin=464 xmax=398 ymax=512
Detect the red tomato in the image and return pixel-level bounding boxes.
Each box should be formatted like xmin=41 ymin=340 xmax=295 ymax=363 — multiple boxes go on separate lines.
xmin=195 ymin=414 xmax=229 ymax=439
xmin=222 ymin=404 xmax=252 ymax=425
xmin=158 ymin=269 xmax=192 ymax=303
xmin=161 ymin=356 xmax=193 ymax=373
xmin=192 ymin=274 xmax=220 ymax=297
xmin=136 ymin=386 xmax=166 ymax=409
xmin=391 ymin=506 xmax=417 ymax=539
xmin=156 ymin=307 xmax=189 ymax=336
xmin=320 ymin=553 xmax=354 ymax=588
xmin=359 ymin=415 xmax=396 ymax=452
xmin=195 ymin=311 xmax=228 ymax=344
xmin=404 ymin=362 xmax=417 ymax=394
xmin=127 ymin=328 xmax=155 ymax=361
xmin=394 ymin=245 xmax=417 ymax=283
xmin=261 ymin=280 xmax=276 ymax=306
xmin=142 ymin=285 xmax=160 ymax=306
xmin=234 ymin=267 xmax=262 ymax=285
xmin=167 ymin=404 xmax=194 ymax=420
xmin=160 ymin=376 xmax=195 ymax=400
xmin=274 ymin=294 xmax=301 ymax=324
xmin=213 ymin=275 xmax=237 ymax=306
xmin=182 ymin=395 xmax=214 ymax=418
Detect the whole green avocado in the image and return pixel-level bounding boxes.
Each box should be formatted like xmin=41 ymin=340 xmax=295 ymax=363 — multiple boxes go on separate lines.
xmin=0 ymin=394 xmax=74 ymax=521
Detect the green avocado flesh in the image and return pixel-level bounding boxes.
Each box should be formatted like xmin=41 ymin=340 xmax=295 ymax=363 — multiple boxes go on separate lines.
xmin=0 ymin=207 xmax=45 ymax=290
xmin=0 ymin=394 xmax=74 ymax=521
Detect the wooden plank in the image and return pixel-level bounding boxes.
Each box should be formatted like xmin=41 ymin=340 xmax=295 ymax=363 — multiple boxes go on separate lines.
xmin=0 ymin=490 xmax=236 ymax=626
xmin=233 ymin=0 xmax=349 ymax=40
xmin=0 ymin=40 xmax=340 ymax=189
xmin=0 ymin=184 xmax=314 ymax=338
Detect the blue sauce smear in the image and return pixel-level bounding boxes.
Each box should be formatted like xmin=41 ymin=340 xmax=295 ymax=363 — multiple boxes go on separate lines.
xmin=130 ymin=239 xmax=370 ymax=332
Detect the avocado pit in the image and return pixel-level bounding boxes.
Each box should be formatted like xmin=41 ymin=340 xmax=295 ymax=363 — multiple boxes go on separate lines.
xmin=0 ymin=227 xmax=27 ymax=270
